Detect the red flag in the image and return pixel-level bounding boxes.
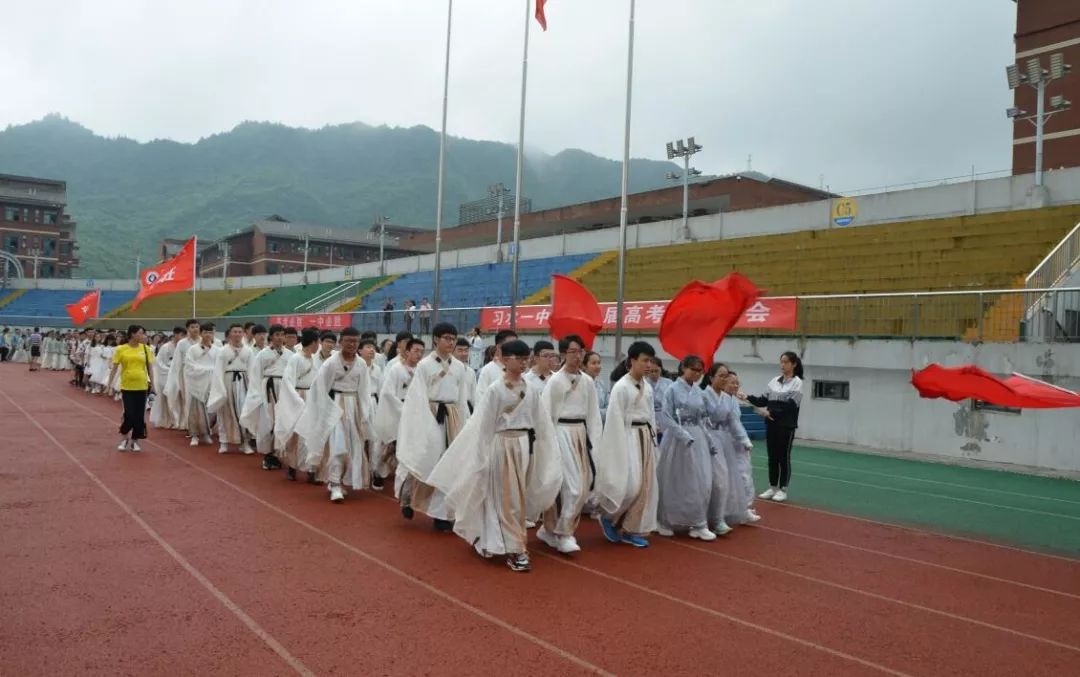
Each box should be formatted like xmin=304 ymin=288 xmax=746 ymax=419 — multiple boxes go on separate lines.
xmin=65 ymin=289 xmax=100 ymax=326
xmin=548 ymin=274 xmax=602 ymax=349
xmin=535 ymin=0 xmax=547 ymax=30
xmin=132 ymin=237 xmax=196 ymax=310
xmin=659 ymin=273 xmax=761 ymax=369
xmin=911 ymin=364 xmax=1080 ymax=409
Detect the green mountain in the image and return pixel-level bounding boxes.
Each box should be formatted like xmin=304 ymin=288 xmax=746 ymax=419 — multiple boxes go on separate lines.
xmin=0 ymin=115 xmax=682 ymax=277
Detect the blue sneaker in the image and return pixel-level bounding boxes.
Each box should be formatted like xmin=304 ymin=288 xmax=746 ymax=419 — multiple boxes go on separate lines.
xmin=621 ymin=533 xmax=649 ymax=548
xmin=598 ymin=516 xmax=621 ymax=543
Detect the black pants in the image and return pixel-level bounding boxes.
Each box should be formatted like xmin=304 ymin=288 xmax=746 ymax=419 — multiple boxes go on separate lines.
xmin=120 ymin=389 xmax=149 ymax=440
xmin=0 ymin=346 xmax=8 ymax=361
xmin=765 ymin=424 xmax=795 ymax=488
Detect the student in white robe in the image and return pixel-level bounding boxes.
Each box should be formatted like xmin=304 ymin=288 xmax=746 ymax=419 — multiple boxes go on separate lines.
xmin=165 ymin=319 xmax=204 ymax=430
xmin=207 ymin=323 xmax=255 ymax=455
xmin=593 ymin=340 xmax=659 ymax=548
xmin=656 ymin=355 xmax=721 ymax=541
xmin=475 ymin=329 xmax=518 ymax=403
xmin=427 ymin=339 xmax=562 ymax=572
xmin=717 ymin=370 xmax=759 ymax=526
xmin=150 ymin=328 xmax=183 ymax=429
xmin=466 ymin=327 xmax=485 ymax=371
xmin=241 ymin=324 xmax=291 ymax=470
xmin=242 ymin=322 xmax=256 ymax=349
xmin=384 ymin=331 xmax=414 ymax=371
xmin=454 ymin=338 xmax=477 ymax=411
xmin=584 ymin=350 xmax=610 ymax=423
xmin=315 ymin=330 xmax=337 ymax=368
xmin=524 ymin=339 xmax=558 ymax=392
xmin=396 ymin=322 xmax=471 ymax=532
xmin=283 ymin=327 xmax=299 ymax=353
xmin=536 ymin=334 xmax=603 ymax=554
xmin=183 ymin=323 xmax=219 ymax=446
xmin=295 ymin=327 xmax=372 ymax=502
xmin=274 ymin=328 xmax=322 ymax=483
xmin=373 ymin=338 xmax=424 ymax=490
xmin=357 ymin=337 xmax=387 ymax=487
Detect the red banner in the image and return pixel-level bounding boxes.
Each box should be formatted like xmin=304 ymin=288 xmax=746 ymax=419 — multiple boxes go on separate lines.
xmin=480 ymin=297 xmax=797 ymax=332
xmin=269 ymin=313 xmax=352 ymax=330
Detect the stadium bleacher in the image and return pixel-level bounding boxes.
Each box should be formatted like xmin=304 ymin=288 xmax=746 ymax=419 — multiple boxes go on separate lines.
xmin=102 ymin=288 xmax=271 ymax=329
xmin=0 ymin=289 xmax=133 ymax=327
xmin=227 ymin=281 xmax=343 ymax=318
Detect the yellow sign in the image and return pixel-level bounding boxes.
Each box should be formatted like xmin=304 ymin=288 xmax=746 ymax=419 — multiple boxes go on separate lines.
xmin=832 ymin=197 xmax=857 ymax=227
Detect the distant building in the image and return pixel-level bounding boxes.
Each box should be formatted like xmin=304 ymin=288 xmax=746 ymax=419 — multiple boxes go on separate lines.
xmin=458 ymin=193 xmax=532 ymax=226
xmin=0 ymin=173 xmax=78 ymax=279
xmin=195 ymin=215 xmax=421 ymax=278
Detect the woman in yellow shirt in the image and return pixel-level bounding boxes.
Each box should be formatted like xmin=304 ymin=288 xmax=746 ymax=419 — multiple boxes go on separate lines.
xmin=108 ymin=325 xmax=154 ymax=452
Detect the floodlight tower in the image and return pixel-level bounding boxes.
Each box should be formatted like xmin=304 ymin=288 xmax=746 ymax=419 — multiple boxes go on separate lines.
xmin=665 ymin=137 xmax=703 ymax=239
xmin=1006 ymin=53 xmax=1072 ymax=187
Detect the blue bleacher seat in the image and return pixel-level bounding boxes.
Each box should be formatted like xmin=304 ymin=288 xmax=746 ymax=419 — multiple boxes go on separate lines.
xmin=0 ymin=289 xmax=133 ymax=327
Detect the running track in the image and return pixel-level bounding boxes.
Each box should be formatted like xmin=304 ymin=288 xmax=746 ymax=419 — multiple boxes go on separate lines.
xmin=2 ymin=368 xmax=1079 ymax=676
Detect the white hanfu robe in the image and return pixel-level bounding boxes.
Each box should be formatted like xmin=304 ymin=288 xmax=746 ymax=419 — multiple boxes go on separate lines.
xmin=150 ymin=340 xmax=179 ymax=428
xmin=165 ymin=337 xmax=194 ymax=425
xmin=207 ymin=343 xmax=253 ymax=446
xmin=240 ymin=346 xmax=290 ymax=456
xmin=295 ymin=353 xmax=372 ymax=489
xmin=524 ymin=369 xmax=552 ymax=393
xmin=428 ymin=378 xmax=561 ymax=557
xmin=183 ymin=342 xmax=219 ymax=439
xmin=540 ymin=368 xmax=604 ymax=538
xmin=459 ymin=361 xmax=477 ymax=412
xmin=274 ymin=350 xmax=320 ymax=471
xmin=364 ymin=359 xmax=385 ymax=477
xmin=705 ymin=389 xmax=754 ymax=525
xmin=373 ymin=360 xmax=414 ymax=478
xmin=656 ymin=379 xmax=716 ymax=530
xmin=592 ymin=373 xmax=659 ymax=536
xmin=395 ymin=353 xmax=471 ymax=520
xmin=474 ymin=358 xmax=504 ymax=406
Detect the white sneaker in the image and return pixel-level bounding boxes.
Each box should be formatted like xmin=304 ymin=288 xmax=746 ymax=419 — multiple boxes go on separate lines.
xmin=130 ymin=441 xmax=141 ymax=452
xmin=656 ymin=526 xmax=674 ymax=537
xmin=558 ymin=535 xmax=582 ymax=554
xmin=241 ymin=444 xmax=255 ymax=455
xmin=329 ymin=485 xmax=345 ymax=503
xmin=772 ymin=489 xmax=788 ymax=503
xmin=536 ymin=526 xmax=560 ymax=551
xmin=742 ymin=510 xmax=762 ymax=524
xmin=218 ymin=444 xmax=228 ymax=454
xmin=525 ymin=519 xmax=537 ymax=529
xmin=189 ymin=437 xmax=199 ymax=447
xmin=689 ymin=526 xmax=718 ymax=541
xmin=711 ymin=521 xmax=733 ymax=536
xmin=117 ymin=438 xmax=129 ymax=451
xmin=759 ymin=487 xmax=777 ymax=499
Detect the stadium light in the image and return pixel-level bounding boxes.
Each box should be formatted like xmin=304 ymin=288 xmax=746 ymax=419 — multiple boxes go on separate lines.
xmin=664 ymin=137 xmax=704 ymax=240
xmin=488 ymin=183 xmax=509 ymax=263
xmin=1005 ymin=52 xmax=1071 ymax=186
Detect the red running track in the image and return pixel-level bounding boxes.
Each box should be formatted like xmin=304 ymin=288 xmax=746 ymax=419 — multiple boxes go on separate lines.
xmin=2 ymin=368 xmax=1079 ymax=676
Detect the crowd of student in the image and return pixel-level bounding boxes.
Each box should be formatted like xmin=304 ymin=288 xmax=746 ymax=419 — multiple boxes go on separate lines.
xmin=23 ymin=319 xmax=804 ymax=573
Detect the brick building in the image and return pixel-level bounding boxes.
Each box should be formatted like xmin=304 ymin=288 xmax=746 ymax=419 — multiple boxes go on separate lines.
xmin=400 ymin=172 xmax=835 ymax=252
xmin=0 ymin=174 xmax=78 ymax=279
xmin=1011 ymin=0 xmax=1080 ymax=174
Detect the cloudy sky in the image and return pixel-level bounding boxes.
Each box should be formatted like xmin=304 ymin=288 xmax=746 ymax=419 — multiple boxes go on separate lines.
xmin=1 ymin=0 xmax=1016 ymax=192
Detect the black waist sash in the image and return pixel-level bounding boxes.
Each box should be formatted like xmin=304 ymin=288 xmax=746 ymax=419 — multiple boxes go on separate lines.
xmin=558 ymin=418 xmax=595 ymax=489
xmin=501 ymin=427 xmax=536 ymax=454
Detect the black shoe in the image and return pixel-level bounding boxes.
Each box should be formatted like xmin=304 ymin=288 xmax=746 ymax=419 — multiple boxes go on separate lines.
xmin=286 ymin=467 xmax=297 ymax=481
xmin=372 ymin=475 xmax=385 ymax=490
xmin=307 ymin=472 xmax=319 ymax=485
xmin=262 ymin=454 xmax=282 ymax=470
xmin=433 ymin=518 xmax=454 ymax=533
xmin=401 ymin=505 xmax=414 ymax=520
xmin=506 ymin=553 xmax=531 ymax=572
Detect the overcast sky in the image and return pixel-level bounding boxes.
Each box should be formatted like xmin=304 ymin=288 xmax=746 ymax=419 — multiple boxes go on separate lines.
xmin=1 ymin=0 xmax=1016 ymax=192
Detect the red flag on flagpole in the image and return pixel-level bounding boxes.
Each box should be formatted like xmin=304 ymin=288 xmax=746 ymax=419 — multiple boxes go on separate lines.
xmin=65 ymin=289 xmax=101 ymax=326
xmin=659 ymin=272 xmax=761 ymax=369
xmin=131 ymin=237 xmax=196 ymax=311
xmin=911 ymin=364 xmax=1080 ymax=409
xmin=548 ymin=274 xmax=602 ymax=349
xmin=535 ymin=0 xmax=548 ymax=30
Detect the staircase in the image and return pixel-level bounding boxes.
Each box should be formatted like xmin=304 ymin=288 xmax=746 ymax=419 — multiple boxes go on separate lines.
xmin=1022 ymin=220 xmax=1080 ymax=341
xmin=0 ymin=289 xmax=26 ymax=310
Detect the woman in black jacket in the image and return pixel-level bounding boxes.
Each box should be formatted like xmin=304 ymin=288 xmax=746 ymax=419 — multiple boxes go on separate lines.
xmin=742 ymin=351 xmax=803 ymax=503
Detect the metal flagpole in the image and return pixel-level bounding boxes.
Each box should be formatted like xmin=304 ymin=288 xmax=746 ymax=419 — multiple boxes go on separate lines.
xmin=432 ymin=0 xmax=453 ymax=324
xmin=192 ymin=235 xmax=198 ymax=318
xmin=509 ymin=0 xmax=531 ymax=331
xmin=614 ymin=0 xmax=636 ymax=362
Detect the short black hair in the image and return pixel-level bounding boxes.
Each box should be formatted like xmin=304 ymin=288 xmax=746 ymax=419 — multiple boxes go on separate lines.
xmin=300 ymin=328 xmax=319 ymax=347
xmin=432 ymin=322 xmax=458 ymax=339
xmin=243 ymin=322 xmax=255 ymax=331
xmin=558 ymin=335 xmax=585 ymax=353
xmin=283 ymin=327 xmax=298 ymax=336
xmin=627 ymin=341 xmax=656 ymax=361
xmin=494 ymin=330 xmax=518 ymax=345
xmin=227 ymin=323 xmax=244 ymax=333
xmin=406 ymin=338 xmax=426 ymax=351
xmin=186 ymin=318 xmax=200 ymax=328
xmin=252 ymin=324 xmax=268 ymax=335
xmin=172 ymin=326 xmax=185 ymax=335
xmin=533 ymin=340 xmax=554 ymax=354
xmin=200 ymin=322 xmax=215 ymax=332
xmin=359 ymin=338 xmax=377 ymax=350
xmin=455 ymin=337 xmax=470 ymax=348
xmin=341 ymin=326 xmax=360 ymax=338
xmin=500 ymin=339 xmax=530 ymax=358
xmin=360 ymin=330 xmax=377 ymax=341
xmin=126 ymin=324 xmax=144 ymax=339
xmin=395 ymin=331 xmax=413 ymax=343
xmin=268 ymin=324 xmax=285 ymax=336
xmin=320 ymin=331 xmax=337 ymax=342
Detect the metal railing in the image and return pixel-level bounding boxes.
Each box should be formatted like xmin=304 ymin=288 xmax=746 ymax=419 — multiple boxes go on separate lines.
xmin=2 ymin=287 xmax=1078 ymax=344
xmin=293 ymin=281 xmax=362 ymax=313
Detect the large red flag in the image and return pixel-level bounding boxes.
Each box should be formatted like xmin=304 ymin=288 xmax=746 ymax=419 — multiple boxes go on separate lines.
xmin=131 ymin=237 xmax=196 ymax=311
xmin=535 ymin=0 xmax=548 ymax=30
xmin=548 ymin=274 xmax=602 ymax=349
xmin=659 ymin=273 xmax=761 ymax=369
xmin=911 ymin=364 xmax=1080 ymax=409
xmin=65 ymin=289 xmax=100 ymax=326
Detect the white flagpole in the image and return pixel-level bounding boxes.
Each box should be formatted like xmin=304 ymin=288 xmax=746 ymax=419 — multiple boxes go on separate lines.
xmin=192 ymin=235 xmax=198 ymax=318
xmin=614 ymin=0 xmax=636 ymax=361
xmin=509 ymin=0 xmax=531 ymax=330
xmin=432 ymin=0 xmax=453 ymax=324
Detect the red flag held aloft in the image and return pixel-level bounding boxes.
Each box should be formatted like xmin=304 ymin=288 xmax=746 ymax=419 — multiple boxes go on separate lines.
xmin=911 ymin=364 xmax=1080 ymax=409
xmin=65 ymin=289 xmax=101 ymax=326
xmin=535 ymin=0 xmax=548 ymax=30
xmin=131 ymin=237 xmax=196 ymax=311
xmin=548 ymin=274 xmax=602 ymax=349
xmin=659 ymin=273 xmax=761 ymax=370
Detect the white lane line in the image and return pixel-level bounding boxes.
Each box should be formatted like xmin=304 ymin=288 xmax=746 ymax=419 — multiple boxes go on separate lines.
xmin=51 ymin=389 xmax=614 ymax=677
xmin=0 ymin=390 xmax=317 ymax=677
